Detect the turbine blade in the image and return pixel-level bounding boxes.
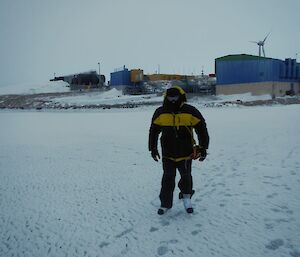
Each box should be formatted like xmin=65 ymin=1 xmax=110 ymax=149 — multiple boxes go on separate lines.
xmin=263 ymin=32 xmax=271 ymax=43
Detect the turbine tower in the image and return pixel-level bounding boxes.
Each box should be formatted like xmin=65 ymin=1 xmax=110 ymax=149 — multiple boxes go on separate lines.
xmin=250 ymin=33 xmax=270 ymax=57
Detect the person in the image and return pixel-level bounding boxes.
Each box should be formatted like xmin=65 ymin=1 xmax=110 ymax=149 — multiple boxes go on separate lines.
xmin=148 ymin=86 xmax=209 ymax=215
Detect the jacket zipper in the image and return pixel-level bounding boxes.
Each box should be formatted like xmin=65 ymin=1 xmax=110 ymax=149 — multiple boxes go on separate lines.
xmin=172 ymin=113 xmax=178 ymax=138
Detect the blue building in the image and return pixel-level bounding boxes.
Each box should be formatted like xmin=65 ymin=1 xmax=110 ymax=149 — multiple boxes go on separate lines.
xmin=110 ymin=66 xmax=132 ymax=87
xmin=215 ymin=54 xmax=300 ymax=96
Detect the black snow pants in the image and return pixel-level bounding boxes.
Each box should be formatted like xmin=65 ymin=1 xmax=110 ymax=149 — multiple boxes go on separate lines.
xmin=160 ymin=158 xmax=193 ymax=208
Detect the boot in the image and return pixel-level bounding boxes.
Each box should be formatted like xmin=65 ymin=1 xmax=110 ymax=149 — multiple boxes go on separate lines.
xmin=157 ymin=207 xmax=169 ymax=215
xmin=179 ymin=190 xmax=195 ymax=199
xmin=183 ymin=194 xmax=193 ymax=213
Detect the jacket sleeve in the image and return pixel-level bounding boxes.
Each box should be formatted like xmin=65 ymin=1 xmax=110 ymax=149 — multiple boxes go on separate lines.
xmin=193 ymin=108 xmax=209 ymax=150
xmin=148 ymin=109 xmax=162 ymax=151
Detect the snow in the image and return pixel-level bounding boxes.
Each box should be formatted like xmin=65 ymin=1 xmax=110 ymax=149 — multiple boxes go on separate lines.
xmin=52 ymin=91 xmax=273 ymax=107
xmin=0 ymin=81 xmax=273 ymax=107
xmin=52 ymin=88 xmax=163 ymax=106
xmin=0 ymin=81 xmax=70 ymax=95
xmin=213 ymin=92 xmax=272 ymax=102
xmin=0 ymin=104 xmax=300 ymax=257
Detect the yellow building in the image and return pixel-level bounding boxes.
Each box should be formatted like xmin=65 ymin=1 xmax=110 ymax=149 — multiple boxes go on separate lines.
xmin=146 ymin=74 xmax=195 ymax=81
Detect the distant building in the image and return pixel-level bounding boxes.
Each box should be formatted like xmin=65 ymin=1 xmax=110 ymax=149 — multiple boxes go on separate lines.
xmin=215 ymin=54 xmax=300 ymax=96
xmin=110 ymin=66 xmax=144 ymax=86
xmin=50 ymin=71 xmax=105 ymax=90
xmin=110 ymin=66 xmax=196 ymax=87
xmin=110 ymin=66 xmax=216 ymax=95
xmin=144 ymin=74 xmax=195 ymax=82
xmin=109 ymin=66 xmax=145 ymax=94
xmin=110 ymin=66 xmax=132 ymax=87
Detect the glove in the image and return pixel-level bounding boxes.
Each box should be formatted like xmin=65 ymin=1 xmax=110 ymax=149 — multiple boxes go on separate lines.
xmin=151 ymin=149 xmax=160 ymax=162
xmin=190 ymin=145 xmax=201 ymax=160
xmin=199 ymin=148 xmax=207 ymax=161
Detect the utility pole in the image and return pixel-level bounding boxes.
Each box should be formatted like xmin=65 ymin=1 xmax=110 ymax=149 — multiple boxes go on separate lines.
xmin=98 ymin=62 xmax=101 ymax=84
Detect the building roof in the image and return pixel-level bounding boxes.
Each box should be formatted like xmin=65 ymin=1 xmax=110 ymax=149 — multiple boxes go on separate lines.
xmin=215 ymin=54 xmax=275 ymax=62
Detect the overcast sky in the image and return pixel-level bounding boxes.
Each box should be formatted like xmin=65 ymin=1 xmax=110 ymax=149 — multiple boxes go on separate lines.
xmin=0 ymin=0 xmax=299 ymax=87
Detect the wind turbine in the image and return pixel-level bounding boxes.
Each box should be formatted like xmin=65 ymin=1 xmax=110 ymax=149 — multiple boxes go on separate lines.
xmin=250 ymin=32 xmax=270 ymax=57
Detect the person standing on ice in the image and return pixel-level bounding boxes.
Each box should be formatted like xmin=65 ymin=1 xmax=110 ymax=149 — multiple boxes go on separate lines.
xmin=148 ymin=86 xmax=209 ymax=215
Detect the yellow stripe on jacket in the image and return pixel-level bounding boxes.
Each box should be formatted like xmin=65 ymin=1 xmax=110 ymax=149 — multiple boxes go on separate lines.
xmin=153 ymin=113 xmax=201 ymax=128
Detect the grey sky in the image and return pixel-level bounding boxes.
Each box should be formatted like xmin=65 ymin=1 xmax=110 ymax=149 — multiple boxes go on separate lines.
xmin=0 ymin=0 xmax=299 ymax=87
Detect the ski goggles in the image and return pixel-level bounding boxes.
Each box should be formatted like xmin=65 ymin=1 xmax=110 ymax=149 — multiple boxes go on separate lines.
xmin=166 ymin=95 xmax=180 ymax=102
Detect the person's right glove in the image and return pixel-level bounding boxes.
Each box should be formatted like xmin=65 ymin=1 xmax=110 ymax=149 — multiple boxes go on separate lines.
xmin=151 ymin=149 xmax=160 ymax=162
xmin=199 ymin=148 xmax=207 ymax=161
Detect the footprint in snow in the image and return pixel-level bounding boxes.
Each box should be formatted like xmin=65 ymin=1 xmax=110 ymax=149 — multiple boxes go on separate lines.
xmin=290 ymin=250 xmax=300 ymax=257
xmin=157 ymin=246 xmax=168 ymax=255
xmin=99 ymin=242 xmax=110 ymax=248
xmin=149 ymin=227 xmax=159 ymax=232
xmin=265 ymin=239 xmax=284 ymax=250
xmin=191 ymin=230 xmax=201 ymax=235
xmin=266 ymin=193 xmax=278 ymax=199
xmin=157 ymin=240 xmax=178 ymax=256
xmin=159 ymin=220 xmax=170 ymax=227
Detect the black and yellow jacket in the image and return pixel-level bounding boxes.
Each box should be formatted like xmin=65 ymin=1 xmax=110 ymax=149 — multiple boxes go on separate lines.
xmin=148 ymin=103 xmax=209 ymax=162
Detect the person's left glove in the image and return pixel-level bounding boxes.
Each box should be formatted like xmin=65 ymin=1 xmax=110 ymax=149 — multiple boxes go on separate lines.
xmin=151 ymin=149 xmax=160 ymax=162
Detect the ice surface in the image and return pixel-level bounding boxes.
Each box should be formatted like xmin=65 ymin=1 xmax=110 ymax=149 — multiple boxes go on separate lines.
xmin=0 ymin=105 xmax=300 ymax=257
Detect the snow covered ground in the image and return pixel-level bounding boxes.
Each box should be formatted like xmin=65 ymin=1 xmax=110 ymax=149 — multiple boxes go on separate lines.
xmin=51 ymin=90 xmax=274 ymax=107
xmin=0 ymin=81 xmax=275 ymax=108
xmin=51 ymin=88 xmax=163 ymax=106
xmin=0 ymin=81 xmax=70 ymax=95
xmin=0 ymin=104 xmax=300 ymax=257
